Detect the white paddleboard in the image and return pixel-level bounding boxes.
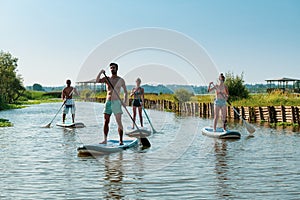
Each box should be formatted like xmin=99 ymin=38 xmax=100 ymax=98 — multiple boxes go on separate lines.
xmin=77 ymin=138 xmax=138 ymax=156
xmin=202 ymin=127 xmax=241 ymax=139
xmin=56 ymin=122 xmax=85 ymax=128
xmin=125 ymin=126 xmax=151 ymax=138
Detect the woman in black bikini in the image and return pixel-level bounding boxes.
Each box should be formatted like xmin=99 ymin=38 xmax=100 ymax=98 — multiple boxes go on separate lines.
xmin=130 ymin=78 xmax=144 ymax=129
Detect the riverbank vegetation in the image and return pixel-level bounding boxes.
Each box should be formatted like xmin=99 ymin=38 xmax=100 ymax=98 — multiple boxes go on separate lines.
xmin=0 ymin=118 xmax=13 ymax=127
xmin=0 ymin=51 xmax=25 ymax=110
xmin=92 ymin=91 xmax=299 ymax=106
xmin=232 ymin=91 xmax=300 ymax=107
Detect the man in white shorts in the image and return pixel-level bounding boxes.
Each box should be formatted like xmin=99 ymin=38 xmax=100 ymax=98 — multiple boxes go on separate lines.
xmin=62 ymin=79 xmax=79 ymax=123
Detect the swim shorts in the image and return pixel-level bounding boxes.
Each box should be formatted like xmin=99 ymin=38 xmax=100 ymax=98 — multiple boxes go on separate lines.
xmin=214 ymin=99 xmax=227 ymax=107
xmin=132 ymin=99 xmax=142 ymax=107
xmin=103 ymin=100 xmax=123 ymax=115
xmin=63 ymin=99 xmax=76 ymax=114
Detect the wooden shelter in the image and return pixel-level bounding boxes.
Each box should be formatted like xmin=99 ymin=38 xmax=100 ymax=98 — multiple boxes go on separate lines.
xmin=265 ymin=77 xmax=300 ymax=93
xmin=76 ymin=79 xmax=106 ymax=93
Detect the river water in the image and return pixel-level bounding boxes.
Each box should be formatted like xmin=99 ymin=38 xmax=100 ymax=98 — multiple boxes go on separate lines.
xmin=0 ymin=102 xmax=299 ymax=199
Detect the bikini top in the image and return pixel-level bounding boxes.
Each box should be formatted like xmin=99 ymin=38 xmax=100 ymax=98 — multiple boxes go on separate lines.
xmin=216 ymin=85 xmax=227 ymax=97
xmin=134 ymin=87 xmax=142 ymax=98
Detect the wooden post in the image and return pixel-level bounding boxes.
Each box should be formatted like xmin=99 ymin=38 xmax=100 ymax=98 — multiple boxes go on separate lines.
xmin=199 ymin=103 xmax=203 ymax=117
xmin=285 ymin=106 xmax=293 ymax=123
xmin=227 ymin=106 xmax=231 ymax=118
xmin=203 ymin=103 xmax=207 ymax=117
xmin=295 ymin=106 xmax=300 ymax=124
xmin=268 ymin=106 xmax=276 ymax=123
xmin=195 ymin=103 xmax=199 ymax=116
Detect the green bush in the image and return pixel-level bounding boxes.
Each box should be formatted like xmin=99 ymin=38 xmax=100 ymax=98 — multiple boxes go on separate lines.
xmin=0 ymin=118 xmax=13 ymax=127
xmin=174 ymin=89 xmax=193 ymax=102
xmin=225 ymin=72 xmax=249 ymax=101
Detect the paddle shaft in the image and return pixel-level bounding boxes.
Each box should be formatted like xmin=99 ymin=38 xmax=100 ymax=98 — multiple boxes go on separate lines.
xmin=48 ymin=102 xmax=65 ymax=125
xmin=103 ymin=72 xmax=151 ymax=146
xmin=137 ymin=96 xmax=157 ymax=133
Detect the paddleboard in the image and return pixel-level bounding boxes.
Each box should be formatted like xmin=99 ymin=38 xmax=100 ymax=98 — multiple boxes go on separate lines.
xmin=77 ymin=138 xmax=138 ymax=156
xmin=202 ymin=127 xmax=241 ymax=139
xmin=125 ymin=126 xmax=151 ymax=138
xmin=56 ymin=122 xmax=85 ymax=128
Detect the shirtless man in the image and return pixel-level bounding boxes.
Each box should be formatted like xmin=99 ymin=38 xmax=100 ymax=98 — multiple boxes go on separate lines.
xmin=96 ymin=63 xmax=128 ymax=145
xmin=62 ymin=79 xmax=79 ymax=123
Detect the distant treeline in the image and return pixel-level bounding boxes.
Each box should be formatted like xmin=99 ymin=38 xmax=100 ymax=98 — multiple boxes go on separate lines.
xmin=28 ymin=83 xmax=269 ymax=95
xmin=26 ymin=84 xmax=64 ymax=92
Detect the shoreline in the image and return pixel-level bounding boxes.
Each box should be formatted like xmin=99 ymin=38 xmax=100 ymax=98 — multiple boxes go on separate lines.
xmin=92 ymin=97 xmax=300 ymax=127
xmin=1 ymin=96 xmax=299 ymax=129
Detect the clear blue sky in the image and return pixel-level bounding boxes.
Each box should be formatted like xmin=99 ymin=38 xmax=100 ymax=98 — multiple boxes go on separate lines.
xmin=1 ymin=0 xmax=299 ymax=86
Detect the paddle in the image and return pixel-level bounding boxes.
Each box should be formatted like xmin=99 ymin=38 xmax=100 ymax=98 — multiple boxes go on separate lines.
xmin=211 ymin=83 xmax=255 ymax=134
xmin=103 ymin=72 xmax=151 ymax=147
xmin=44 ymin=101 xmax=66 ymax=128
xmin=138 ymin=96 xmax=157 ymax=133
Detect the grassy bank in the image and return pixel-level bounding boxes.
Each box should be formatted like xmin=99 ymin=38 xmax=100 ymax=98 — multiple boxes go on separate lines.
xmin=231 ymin=92 xmax=300 ymax=107
xmin=94 ymin=91 xmax=299 ymax=106
xmin=1 ymin=91 xmax=62 ymax=110
xmin=0 ymin=91 xmax=62 ymax=127
xmin=19 ymin=91 xmax=62 ymax=104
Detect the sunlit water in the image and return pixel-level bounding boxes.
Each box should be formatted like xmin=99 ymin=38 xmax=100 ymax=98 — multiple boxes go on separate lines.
xmin=0 ymin=102 xmax=299 ymax=199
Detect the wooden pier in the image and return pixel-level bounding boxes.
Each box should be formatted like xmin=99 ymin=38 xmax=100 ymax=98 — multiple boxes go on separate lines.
xmin=92 ymin=97 xmax=300 ymax=124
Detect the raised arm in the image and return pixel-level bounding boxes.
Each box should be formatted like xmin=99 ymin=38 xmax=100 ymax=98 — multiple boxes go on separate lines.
xmin=207 ymin=82 xmax=216 ymax=92
xmin=96 ymin=69 xmax=106 ymax=83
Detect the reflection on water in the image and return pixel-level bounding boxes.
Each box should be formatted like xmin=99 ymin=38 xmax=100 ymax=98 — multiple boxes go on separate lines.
xmin=213 ymin=140 xmax=231 ymax=198
xmin=103 ymin=153 xmax=124 ymax=200
xmin=0 ymin=102 xmax=300 ymax=199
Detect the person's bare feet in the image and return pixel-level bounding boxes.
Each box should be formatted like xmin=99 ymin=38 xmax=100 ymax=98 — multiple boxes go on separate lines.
xmin=100 ymin=140 xmax=107 ymax=144
xmin=119 ymin=142 xmax=124 ymax=145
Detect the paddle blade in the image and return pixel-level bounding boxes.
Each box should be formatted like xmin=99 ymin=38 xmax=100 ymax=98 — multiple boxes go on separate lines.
xmin=125 ymin=129 xmax=151 ymax=138
xmin=244 ymin=121 xmax=255 ymax=134
xmin=43 ymin=123 xmax=51 ymax=128
xmin=140 ymin=137 xmax=151 ymax=148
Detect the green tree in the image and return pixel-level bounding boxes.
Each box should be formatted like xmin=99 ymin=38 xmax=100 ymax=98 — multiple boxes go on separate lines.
xmin=0 ymin=51 xmax=25 ymax=104
xmin=174 ymin=88 xmax=193 ymax=102
xmin=225 ymin=72 xmax=249 ymax=101
xmin=32 ymin=83 xmax=44 ymax=91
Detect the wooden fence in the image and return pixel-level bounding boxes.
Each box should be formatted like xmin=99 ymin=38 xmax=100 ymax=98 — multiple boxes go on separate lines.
xmin=92 ymin=97 xmax=300 ymax=124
